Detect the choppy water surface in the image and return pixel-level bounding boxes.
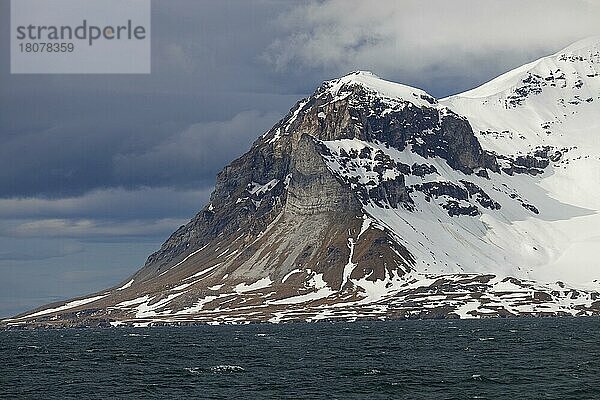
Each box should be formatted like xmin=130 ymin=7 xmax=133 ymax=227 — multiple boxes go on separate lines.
xmin=1 ymin=318 xmax=598 ymax=399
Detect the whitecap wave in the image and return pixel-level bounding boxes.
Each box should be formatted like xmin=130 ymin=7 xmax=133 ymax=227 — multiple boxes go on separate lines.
xmin=364 ymin=369 xmax=381 ymax=375
xmin=184 ymin=365 xmax=246 ymax=374
xmin=210 ymin=365 xmax=245 ymax=373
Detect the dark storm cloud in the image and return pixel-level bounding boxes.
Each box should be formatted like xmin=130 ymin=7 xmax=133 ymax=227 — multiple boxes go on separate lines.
xmin=112 ymin=110 xmax=281 ymax=189
xmin=0 ymin=108 xmax=283 ymax=198
xmin=0 ymin=0 xmax=303 ymax=200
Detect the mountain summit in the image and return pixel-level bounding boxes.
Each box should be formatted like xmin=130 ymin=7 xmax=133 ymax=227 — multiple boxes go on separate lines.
xmin=4 ymin=39 xmax=600 ymax=328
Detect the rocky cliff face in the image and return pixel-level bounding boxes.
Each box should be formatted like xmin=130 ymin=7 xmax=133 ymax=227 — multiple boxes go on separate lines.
xmin=4 ymin=40 xmax=600 ymax=329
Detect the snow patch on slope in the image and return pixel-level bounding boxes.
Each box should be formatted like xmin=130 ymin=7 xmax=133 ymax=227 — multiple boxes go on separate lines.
xmin=16 ymin=295 xmax=108 ymax=319
xmin=234 ymin=277 xmax=273 ymax=293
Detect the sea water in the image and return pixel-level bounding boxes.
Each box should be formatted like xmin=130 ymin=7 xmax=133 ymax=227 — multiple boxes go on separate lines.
xmin=1 ymin=318 xmax=598 ymax=399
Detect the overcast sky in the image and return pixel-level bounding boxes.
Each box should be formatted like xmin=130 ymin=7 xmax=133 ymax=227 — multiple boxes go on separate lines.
xmin=1 ymin=0 xmax=600 ymax=317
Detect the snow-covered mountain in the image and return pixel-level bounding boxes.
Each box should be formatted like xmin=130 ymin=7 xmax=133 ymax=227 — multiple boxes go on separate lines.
xmin=440 ymin=36 xmax=600 ymax=286
xmin=3 ymin=38 xmax=600 ymax=328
